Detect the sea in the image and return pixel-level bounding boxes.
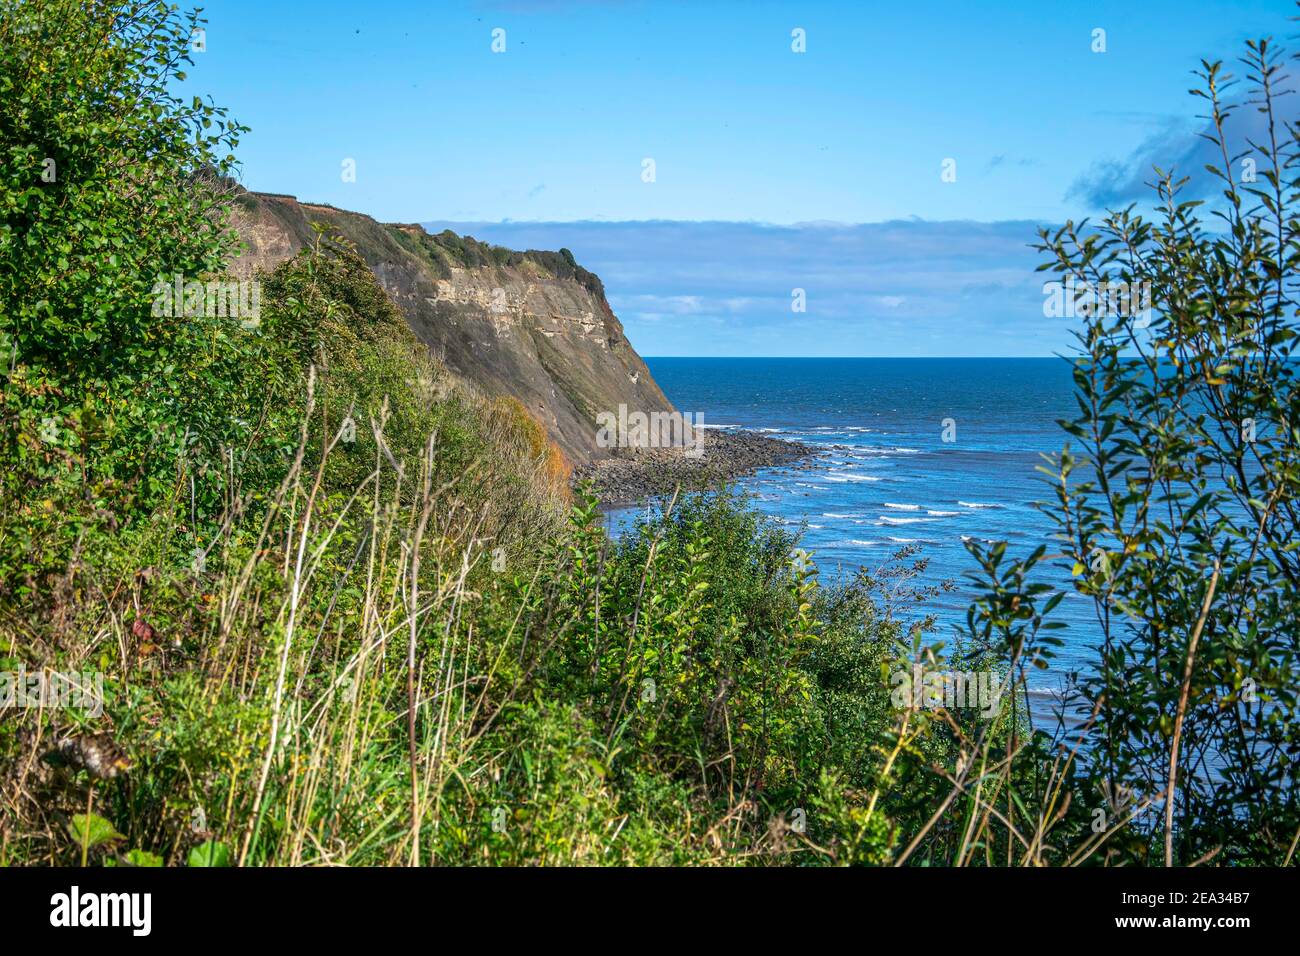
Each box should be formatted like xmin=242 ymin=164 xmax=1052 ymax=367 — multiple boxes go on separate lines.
xmin=608 ymin=357 xmax=1102 ymax=687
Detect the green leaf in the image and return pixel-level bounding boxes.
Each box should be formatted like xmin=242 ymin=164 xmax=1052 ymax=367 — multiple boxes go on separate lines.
xmin=67 ymin=813 xmax=123 ymax=849
xmin=187 ymin=840 xmax=231 ymax=867
xmin=123 ymin=848 xmax=164 ymax=867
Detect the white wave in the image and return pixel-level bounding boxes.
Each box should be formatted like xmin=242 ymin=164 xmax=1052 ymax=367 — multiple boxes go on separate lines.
xmin=877 ymin=516 xmax=934 ymax=525
xmin=958 ymin=500 xmax=1001 ymax=509
xmin=926 ymin=510 xmax=960 ymax=516
xmin=883 ymin=502 xmax=920 ymax=511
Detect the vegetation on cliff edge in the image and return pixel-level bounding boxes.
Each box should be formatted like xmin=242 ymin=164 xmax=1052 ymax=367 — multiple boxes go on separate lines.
xmin=1 ymin=1 xmax=1296 ymax=866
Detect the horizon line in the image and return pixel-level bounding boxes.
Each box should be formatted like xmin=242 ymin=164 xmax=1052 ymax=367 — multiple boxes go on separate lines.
xmin=420 ymin=215 xmax=1056 ymax=230
xmin=641 ymin=355 xmax=1069 ymax=360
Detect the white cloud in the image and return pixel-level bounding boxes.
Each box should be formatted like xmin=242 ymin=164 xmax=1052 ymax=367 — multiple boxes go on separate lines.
xmin=422 ymin=218 xmax=1060 ymax=355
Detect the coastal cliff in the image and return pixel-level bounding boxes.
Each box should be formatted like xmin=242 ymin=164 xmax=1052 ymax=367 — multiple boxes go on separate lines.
xmin=229 ymin=190 xmax=674 ymax=466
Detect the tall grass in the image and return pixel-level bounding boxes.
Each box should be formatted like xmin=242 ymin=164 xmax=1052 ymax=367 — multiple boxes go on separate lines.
xmin=4 ymin=0 xmax=1294 ymax=868
xmin=0 ymin=350 xmax=1107 ymax=864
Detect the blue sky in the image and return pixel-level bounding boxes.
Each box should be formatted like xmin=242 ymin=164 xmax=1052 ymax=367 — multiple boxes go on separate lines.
xmin=189 ymin=0 xmax=1296 ymax=354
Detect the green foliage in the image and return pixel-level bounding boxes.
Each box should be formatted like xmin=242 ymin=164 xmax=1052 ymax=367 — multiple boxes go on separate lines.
xmin=418 ymin=229 xmax=607 ymax=302
xmin=187 ymin=841 xmax=230 ymax=867
xmin=0 ymin=0 xmax=244 ymax=379
xmin=5 ymin=0 xmax=1292 ymax=871
xmin=0 ymin=0 xmax=249 ymax=585
xmin=0 ymin=0 xmax=1060 ymax=868
xmin=121 ymin=848 xmax=164 ymax=867
xmin=967 ymin=34 xmax=1300 ymax=864
xmin=67 ymin=812 xmax=123 ymax=850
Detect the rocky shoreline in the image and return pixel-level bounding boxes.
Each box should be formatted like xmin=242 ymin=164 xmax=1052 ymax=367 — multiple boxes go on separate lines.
xmin=572 ymin=429 xmax=821 ymax=504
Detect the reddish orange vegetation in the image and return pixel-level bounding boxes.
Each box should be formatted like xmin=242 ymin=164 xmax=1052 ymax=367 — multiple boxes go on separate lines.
xmin=488 ymin=397 xmax=572 ymax=498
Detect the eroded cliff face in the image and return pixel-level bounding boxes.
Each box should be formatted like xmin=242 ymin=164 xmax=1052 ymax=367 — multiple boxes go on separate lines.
xmin=228 ymin=191 xmax=674 ymax=465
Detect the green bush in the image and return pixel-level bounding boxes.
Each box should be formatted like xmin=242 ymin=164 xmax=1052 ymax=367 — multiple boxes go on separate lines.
xmin=9 ymin=0 xmax=1292 ymax=870
xmin=0 ymin=0 xmax=248 ymax=586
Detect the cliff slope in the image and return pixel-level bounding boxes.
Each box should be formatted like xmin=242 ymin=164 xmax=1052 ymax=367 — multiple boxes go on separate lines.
xmin=229 ymin=191 xmax=674 ymax=465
